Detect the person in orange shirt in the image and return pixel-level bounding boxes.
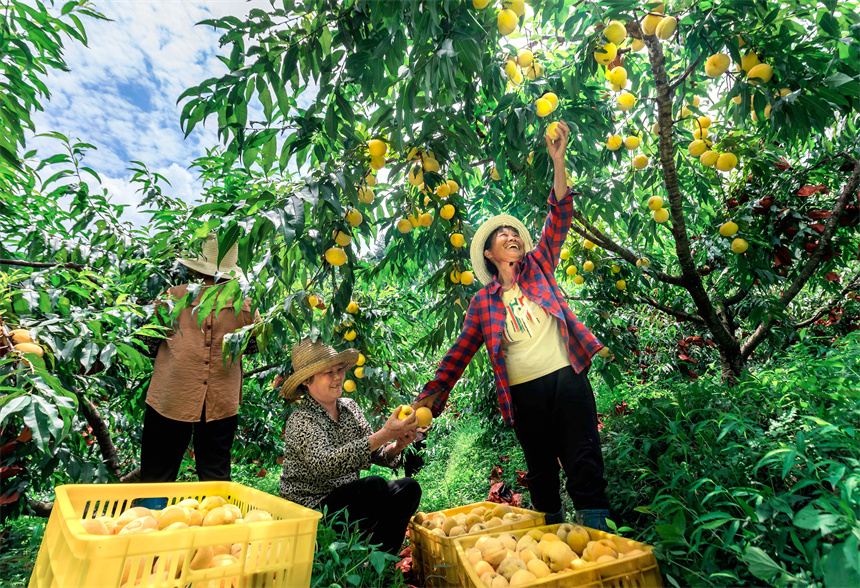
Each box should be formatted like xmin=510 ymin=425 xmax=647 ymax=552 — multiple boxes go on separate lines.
xmin=138 ymin=236 xmax=259 ymax=483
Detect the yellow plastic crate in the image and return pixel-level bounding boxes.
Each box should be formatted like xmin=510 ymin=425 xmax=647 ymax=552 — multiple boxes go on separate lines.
xmin=454 ymin=523 xmax=663 ymax=587
xmin=409 ymin=501 xmax=545 ymax=587
xmin=28 ymin=481 xmax=322 ymax=588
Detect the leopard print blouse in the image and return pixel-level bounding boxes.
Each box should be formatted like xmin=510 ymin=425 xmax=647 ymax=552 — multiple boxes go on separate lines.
xmin=279 ymin=394 xmax=401 ymax=508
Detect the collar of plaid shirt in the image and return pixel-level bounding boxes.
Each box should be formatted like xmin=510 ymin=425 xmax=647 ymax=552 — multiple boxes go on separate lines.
xmin=419 ymin=187 xmax=603 ymax=425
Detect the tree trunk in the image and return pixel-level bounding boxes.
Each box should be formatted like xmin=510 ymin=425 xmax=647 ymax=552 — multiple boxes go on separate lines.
xmin=23 ymin=465 xmax=141 ymax=518
xmin=719 ymin=347 xmax=745 ymax=385
xmin=639 ymin=23 xmax=744 ymax=377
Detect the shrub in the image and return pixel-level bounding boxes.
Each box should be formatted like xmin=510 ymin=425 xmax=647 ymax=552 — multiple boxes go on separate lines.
xmin=602 ymin=332 xmax=860 ymax=587
xmin=312 ymin=507 xmax=407 ymax=588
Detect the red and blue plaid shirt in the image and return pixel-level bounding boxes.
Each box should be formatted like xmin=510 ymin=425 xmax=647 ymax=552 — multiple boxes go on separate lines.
xmin=418 ymin=187 xmax=604 ymax=425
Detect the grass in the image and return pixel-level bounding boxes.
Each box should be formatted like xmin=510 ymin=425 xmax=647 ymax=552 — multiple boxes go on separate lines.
xmin=412 ymin=413 xmax=529 ymax=514
xmin=0 ymin=516 xmax=45 ymax=588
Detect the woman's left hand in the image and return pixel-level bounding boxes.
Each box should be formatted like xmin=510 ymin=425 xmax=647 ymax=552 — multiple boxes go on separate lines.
xmin=546 ymin=120 xmax=570 ymax=165
xmin=393 ymin=428 xmax=417 ymax=452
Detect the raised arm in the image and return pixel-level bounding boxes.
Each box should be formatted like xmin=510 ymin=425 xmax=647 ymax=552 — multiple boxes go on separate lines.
xmin=532 ymin=121 xmax=576 ymax=270
xmin=549 ymin=121 xmax=571 ymax=200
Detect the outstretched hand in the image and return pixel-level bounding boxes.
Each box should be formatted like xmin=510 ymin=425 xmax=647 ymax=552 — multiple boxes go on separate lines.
xmin=546 ymin=120 xmax=570 ymax=164
xmin=411 ymin=390 xmax=441 ymax=412
xmin=382 ymin=405 xmax=418 ymax=441
xmin=392 ymin=428 xmax=418 ymax=452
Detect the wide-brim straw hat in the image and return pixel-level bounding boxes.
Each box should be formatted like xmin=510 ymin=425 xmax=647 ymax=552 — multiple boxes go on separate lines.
xmin=469 ymin=214 xmax=534 ymax=286
xmin=178 ymin=235 xmax=242 ymax=278
xmin=280 ymin=337 xmax=360 ymax=400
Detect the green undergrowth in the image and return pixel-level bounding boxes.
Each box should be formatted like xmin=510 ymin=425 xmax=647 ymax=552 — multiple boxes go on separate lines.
xmin=412 ymin=412 xmax=530 ymax=513
xmin=7 ymin=334 xmax=858 ymax=588
xmin=601 ymin=332 xmax=860 ymax=588
xmin=0 ymin=516 xmax=44 ymax=588
xmin=311 ymin=509 xmax=407 ymax=588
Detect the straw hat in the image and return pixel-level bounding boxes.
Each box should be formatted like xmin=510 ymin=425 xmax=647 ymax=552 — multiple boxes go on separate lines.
xmin=469 ymin=214 xmax=534 ymax=286
xmin=280 ymin=338 xmax=360 ymax=400
xmin=178 ymin=235 xmax=242 ymax=278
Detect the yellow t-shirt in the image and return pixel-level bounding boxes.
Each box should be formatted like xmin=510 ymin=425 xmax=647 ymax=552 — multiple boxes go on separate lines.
xmin=500 ymin=283 xmax=571 ymax=385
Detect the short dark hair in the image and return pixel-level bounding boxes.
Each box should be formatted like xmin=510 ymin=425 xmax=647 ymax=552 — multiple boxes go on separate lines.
xmin=295 ymin=374 xmax=315 ymax=398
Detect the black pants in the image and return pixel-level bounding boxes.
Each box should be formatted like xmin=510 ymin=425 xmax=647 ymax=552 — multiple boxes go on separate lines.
xmin=510 ymin=365 xmax=610 ymax=513
xmin=404 ymin=439 xmax=426 ymax=477
xmin=140 ymin=404 xmax=237 ymax=483
xmin=319 ymin=476 xmax=421 ymax=554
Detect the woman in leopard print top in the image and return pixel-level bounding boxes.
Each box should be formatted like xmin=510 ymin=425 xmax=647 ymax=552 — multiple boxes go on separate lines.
xmin=278 ymin=337 xmax=421 ymax=554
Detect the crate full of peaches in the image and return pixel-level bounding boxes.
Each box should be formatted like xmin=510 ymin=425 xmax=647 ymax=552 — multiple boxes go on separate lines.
xmin=454 ymin=523 xmax=662 ymax=588
xmin=27 ymin=482 xmax=322 ymax=588
xmin=409 ymin=502 xmax=545 ymax=588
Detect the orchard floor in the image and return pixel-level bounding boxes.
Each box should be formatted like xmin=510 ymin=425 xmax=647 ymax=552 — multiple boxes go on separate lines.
xmin=2 ymin=333 xmax=859 ymax=587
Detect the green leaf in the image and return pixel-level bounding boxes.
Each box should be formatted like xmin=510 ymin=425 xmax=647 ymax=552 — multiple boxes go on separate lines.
xmin=0 ymin=394 xmax=31 ymax=426
xmin=21 ymin=399 xmax=49 ymax=453
xmin=823 ymin=539 xmax=860 ymax=588
xmin=219 ymin=224 xmax=242 ymax=266
xmin=369 ymin=550 xmax=387 ymax=574
xmin=742 ymin=546 xmax=785 ymax=582
xmin=656 ymin=524 xmax=686 ymax=543
xmin=99 ymin=343 xmax=116 ymax=369
xmin=80 ymin=341 xmax=99 ymax=371
xmin=793 ymin=503 xmax=840 ymax=533
xmin=818 ymin=12 xmax=841 ymax=36
xmin=824 ymin=72 xmax=856 ymax=91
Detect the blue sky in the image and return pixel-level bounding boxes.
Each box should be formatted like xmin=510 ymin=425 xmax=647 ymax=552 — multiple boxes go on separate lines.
xmin=30 ymin=0 xmax=271 ymax=228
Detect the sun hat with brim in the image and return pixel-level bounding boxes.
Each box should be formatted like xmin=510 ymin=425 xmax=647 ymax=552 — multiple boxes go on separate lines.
xmin=470 ymin=214 xmax=535 ymax=286
xmin=178 ymin=235 xmax=243 ymax=278
xmin=280 ymin=337 xmax=360 ymax=400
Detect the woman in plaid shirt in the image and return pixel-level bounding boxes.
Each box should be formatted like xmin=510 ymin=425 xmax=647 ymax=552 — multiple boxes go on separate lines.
xmin=413 ymin=121 xmax=611 ymax=531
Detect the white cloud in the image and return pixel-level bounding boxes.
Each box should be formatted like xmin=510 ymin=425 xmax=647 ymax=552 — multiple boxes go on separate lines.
xmin=28 ymin=1 xmax=270 ymax=228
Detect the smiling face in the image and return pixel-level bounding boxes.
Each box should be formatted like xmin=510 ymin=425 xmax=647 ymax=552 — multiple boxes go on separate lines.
xmin=484 ymin=225 xmax=526 ymax=268
xmin=304 ymin=362 xmax=349 ymax=405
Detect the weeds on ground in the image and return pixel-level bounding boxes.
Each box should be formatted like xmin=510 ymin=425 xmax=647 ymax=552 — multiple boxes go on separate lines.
xmin=0 ymin=516 xmax=44 ymax=588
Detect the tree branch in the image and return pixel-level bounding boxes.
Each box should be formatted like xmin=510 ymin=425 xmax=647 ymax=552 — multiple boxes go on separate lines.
xmin=246 ymin=362 xmax=280 ymax=377
xmin=0 ymin=258 xmax=85 ymax=271
xmin=637 ymin=295 xmax=705 ymax=324
xmin=568 ymin=210 xmax=687 ymax=287
xmin=742 ymin=157 xmax=860 ymax=358
xmin=469 ymin=157 xmax=495 ymax=168
xmin=22 ymin=464 xmax=140 ymax=518
xmin=793 ymin=268 xmax=860 ymax=329
xmin=724 ymin=288 xmax=750 ymax=307
xmin=120 ymin=466 xmax=141 ymax=484
xmin=24 ymin=494 xmax=54 ymax=517
xmin=74 ymin=390 xmax=122 ymax=478
xmin=669 ymin=57 xmax=701 ymax=90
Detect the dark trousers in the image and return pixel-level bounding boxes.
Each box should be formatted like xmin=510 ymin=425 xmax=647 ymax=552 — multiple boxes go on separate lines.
xmin=140 ymin=404 xmax=237 ymax=483
xmin=319 ymin=476 xmax=421 ymax=554
xmin=404 ymin=439 xmax=426 ymax=477
xmin=510 ymin=365 xmax=610 ymax=513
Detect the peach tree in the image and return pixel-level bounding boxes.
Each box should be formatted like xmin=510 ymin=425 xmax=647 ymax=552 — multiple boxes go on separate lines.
xmin=177 ymin=0 xmax=859 ymax=385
